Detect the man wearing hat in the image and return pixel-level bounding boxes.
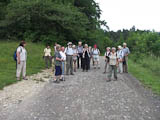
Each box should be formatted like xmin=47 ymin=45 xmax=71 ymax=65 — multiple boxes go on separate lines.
xmin=77 ymin=41 xmax=83 ymax=69
xmin=65 ymin=42 xmax=74 ymax=75
xmin=117 ymin=46 xmax=124 ymax=73
xmin=122 ymin=43 xmax=130 ymax=73
xmin=103 ymin=47 xmax=111 ymax=73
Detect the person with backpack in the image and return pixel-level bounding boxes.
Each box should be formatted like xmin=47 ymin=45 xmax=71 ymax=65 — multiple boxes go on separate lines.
xmin=82 ymin=44 xmax=90 ymax=72
xmin=16 ymin=41 xmax=27 ymax=81
xmin=107 ymin=47 xmax=119 ymax=82
xmin=65 ymin=42 xmax=74 ymax=75
xmin=122 ymin=43 xmax=130 ymax=73
xmin=103 ymin=47 xmax=111 ymax=74
xmin=117 ymin=46 xmax=124 ymax=73
xmin=44 ymin=45 xmax=52 ymax=69
xmin=92 ymin=44 xmax=100 ymax=69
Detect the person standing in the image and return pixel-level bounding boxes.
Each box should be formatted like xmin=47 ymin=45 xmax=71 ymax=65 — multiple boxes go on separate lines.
xmin=77 ymin=41 xmax=83 ymax=69
xmin=44 ymin=45 xmax=52 ymax=69
xmin=103 ymin=47 xmax=111 ymax=73
xmin=88 ymin=46 xmax=92 ymax=70
xmin=16 ymin=41 xmax=27 ymax=81
xmin=107 ymin=47 xmax=119 ymax=82
xmin=54 ymin=45 xmax=62 ymax=83
xmin=73 ymin=45 xmax=78 ymax=72
xmin=60 ymin=46 xmax=66 ymax=81
xmin=122 ymin=43 xmax=130 ymax=73
xmin=92 ymin=44 xmax=100 ymax=69
xmin=65 ymin=42 xmax=74 ymax=75
xmin=117 ymin=46 xmax=124 ymax=74
xmin=82 ymin=44 xmax=90 ymax=72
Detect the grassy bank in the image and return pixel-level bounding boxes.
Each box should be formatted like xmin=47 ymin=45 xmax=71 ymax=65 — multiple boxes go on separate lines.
xmin=0 ymin=41 xmax=46 ymax=89
xmin=128 ymin=57 xmax=160 ymax=95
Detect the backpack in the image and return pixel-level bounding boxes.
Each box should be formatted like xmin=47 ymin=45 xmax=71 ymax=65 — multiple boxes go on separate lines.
xmin=13 ymin=47 xmax=22 ymax=61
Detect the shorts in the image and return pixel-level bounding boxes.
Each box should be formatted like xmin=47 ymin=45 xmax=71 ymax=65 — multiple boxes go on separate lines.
xmin=93 ymin=55 xmax=99 ymax=62
xmin=55 ymin=66 xmax=62 ymax=76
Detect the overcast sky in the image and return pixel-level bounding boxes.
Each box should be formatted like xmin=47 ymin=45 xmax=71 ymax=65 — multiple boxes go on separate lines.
xmin=95 ymin=0 xmax=160 ymax=31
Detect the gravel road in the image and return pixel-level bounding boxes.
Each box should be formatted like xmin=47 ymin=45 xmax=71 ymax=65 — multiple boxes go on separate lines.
xmin=0 ymin=57 xmax=160 ymax=120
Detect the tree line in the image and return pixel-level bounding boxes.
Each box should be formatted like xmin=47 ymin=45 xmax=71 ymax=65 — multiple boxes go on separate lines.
xmin=0 ymin=0 xmax=107 ymax=46
xmin=0 ymin=0 xmax=160 ymax=58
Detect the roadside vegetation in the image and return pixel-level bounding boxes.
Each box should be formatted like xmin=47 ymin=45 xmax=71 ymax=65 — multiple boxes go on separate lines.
xmin=0 ymin=41 xmax=46 ymax=89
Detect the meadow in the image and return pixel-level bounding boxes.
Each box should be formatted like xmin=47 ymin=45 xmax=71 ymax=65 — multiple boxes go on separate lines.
xmin=129 ymin=56 xmax=160 ymax=94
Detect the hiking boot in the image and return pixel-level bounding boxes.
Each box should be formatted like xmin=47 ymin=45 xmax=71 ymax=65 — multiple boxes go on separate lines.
xmin=106 ymin=78 xmax=111 ymax=82
xmin=53 ymin=80 xmax=60 ymax=84
xmin=70 ymin=73 xmax=74 ymax=75
xmin=103 ymin=71 xmax=106 ymax=74
xmin=23 ymin=77 xmax=28 ymax=80
xmin=113 ymin=77 xmax=118 ymax=81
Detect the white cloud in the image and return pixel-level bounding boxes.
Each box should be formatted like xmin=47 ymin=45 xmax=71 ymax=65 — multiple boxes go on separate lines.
xmin=95 ymin=0 xmax=160 ymax=31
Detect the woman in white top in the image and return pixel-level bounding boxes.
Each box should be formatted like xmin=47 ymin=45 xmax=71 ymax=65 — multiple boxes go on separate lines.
xmin=16 ymin=41 xmax=27 ymax=81
xmin=72 ymin=45 xmax=78 ymax=72
xmin=60 ymin=46 xmax=66 ymax=81
xmin=107 ymin=47 xmax=119 ymax=82
xmin=44 ymin=45 xmax=52 ymax=69
xmin=92 ymin=44 xmax=100 ymax=69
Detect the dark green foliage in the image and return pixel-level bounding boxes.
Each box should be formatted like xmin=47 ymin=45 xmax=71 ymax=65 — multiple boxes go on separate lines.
xmin=0 ymin=0 xmax=106 ymax=46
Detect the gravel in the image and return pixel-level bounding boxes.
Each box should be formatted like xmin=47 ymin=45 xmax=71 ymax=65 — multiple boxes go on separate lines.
xmin=0 ymin=57 xmax=159 ymax=120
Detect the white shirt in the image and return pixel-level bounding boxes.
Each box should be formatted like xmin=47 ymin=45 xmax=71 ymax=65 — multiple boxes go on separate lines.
xmin=17 ymin=46 xmax=27 ymax=61
xmin=44 ymin=48 xmax=51 ymax=56
xmin=92 ymin=49 xmax=100 ymax=55
xmin=60 ymin=51 xmax=66 ymax=61
xmin=117 ymin=50 xmax=124 ymax=59
xmin=104 ymin=51 xmax=110 ymax=56
xmin=65 ymin=47 xmax=74 ymax=55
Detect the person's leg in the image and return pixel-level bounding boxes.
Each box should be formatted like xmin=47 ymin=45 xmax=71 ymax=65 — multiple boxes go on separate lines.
xmin=22 ymin=61 xmax=27 ymax=79
xmin=16 ymin=61 xmax=23 ymax=80
xmin=86 ymin=57 xmax=90 ymax=71
xmin=49 ymin=56 xmax=52 ymax=68
xmin=80 ymin=53 xmax=83 ymax=69
xmin=82 ymin=58 xmax=85 ymax=71
xmin=119 ymin=62 xmax=123 ymax=73
xmin=70 ymin=56 xmax=74 ymax=74
xmin=107 ymin=65 xmax=112 ymax=81
xmin=66 ymin=56 xmax=69 ymax=75
xmin=104 ymin=61 xmax=107 ymax=73
xmin=114 ymin=65 xmax=118 ymax=80
xmin=125 ymin=56 xmax=128 ymax=73
xmin=45 ymin=56 xmax=49 ymax=68
xmin=77 ymin=55 xmax=80 ymax=69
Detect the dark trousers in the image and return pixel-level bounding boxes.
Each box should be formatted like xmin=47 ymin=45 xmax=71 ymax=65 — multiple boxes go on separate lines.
xmin=44 ymin=56 xmax=52 ymax=68
xmin=77 ymin=53 xmax=83 ymax=69
xmin=82 ymin=57 xmax=90 ymax=71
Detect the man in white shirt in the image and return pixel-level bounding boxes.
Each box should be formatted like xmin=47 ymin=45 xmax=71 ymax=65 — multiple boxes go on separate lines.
xmin=44 ymin=45 xmax=52 ymax=69
xmin=16 ymin=41 xmax=27 ymax=81
xmin=60 ymin=46 xmax=66 ymax=80
xmin=65 ymin=42 xmax=74 ymax=75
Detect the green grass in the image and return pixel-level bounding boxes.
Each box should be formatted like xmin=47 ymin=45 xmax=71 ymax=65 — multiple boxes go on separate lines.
xmin=0 ymin=41 xmax=46 ymax=89
xmin=129 ymin=59 xmax=160 ymax=95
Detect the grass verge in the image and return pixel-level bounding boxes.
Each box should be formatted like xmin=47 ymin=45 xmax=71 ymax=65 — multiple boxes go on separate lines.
xmin=0 ymin=41 xmax=47 ymax=89
xmin=129 ymin=59 xmax=160 ymax=95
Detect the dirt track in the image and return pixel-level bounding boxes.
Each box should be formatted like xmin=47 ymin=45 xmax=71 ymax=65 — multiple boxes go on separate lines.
xmin=0 ymin=57 xmax=160 ymax=120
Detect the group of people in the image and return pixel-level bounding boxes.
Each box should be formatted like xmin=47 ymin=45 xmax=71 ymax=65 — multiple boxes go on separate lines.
xmin=52 ymin=42 xmax=101 ymax=83
xmin=103 ymin=43 xmax=130 ymax=82
xmin=15 ymin=40 xmax=130 ymax=83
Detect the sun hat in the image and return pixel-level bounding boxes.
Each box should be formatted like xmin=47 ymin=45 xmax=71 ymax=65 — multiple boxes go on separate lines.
xmin=67 ymin=42 xmax=72 ymax=46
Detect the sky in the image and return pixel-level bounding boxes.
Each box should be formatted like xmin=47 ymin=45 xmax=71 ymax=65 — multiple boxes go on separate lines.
xmin=95 ymin=0 xmax=160 ymax=32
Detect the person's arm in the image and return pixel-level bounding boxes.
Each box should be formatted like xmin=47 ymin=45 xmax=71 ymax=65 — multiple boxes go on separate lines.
xmin=17 ymin=47 xmax=21 ymax=64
